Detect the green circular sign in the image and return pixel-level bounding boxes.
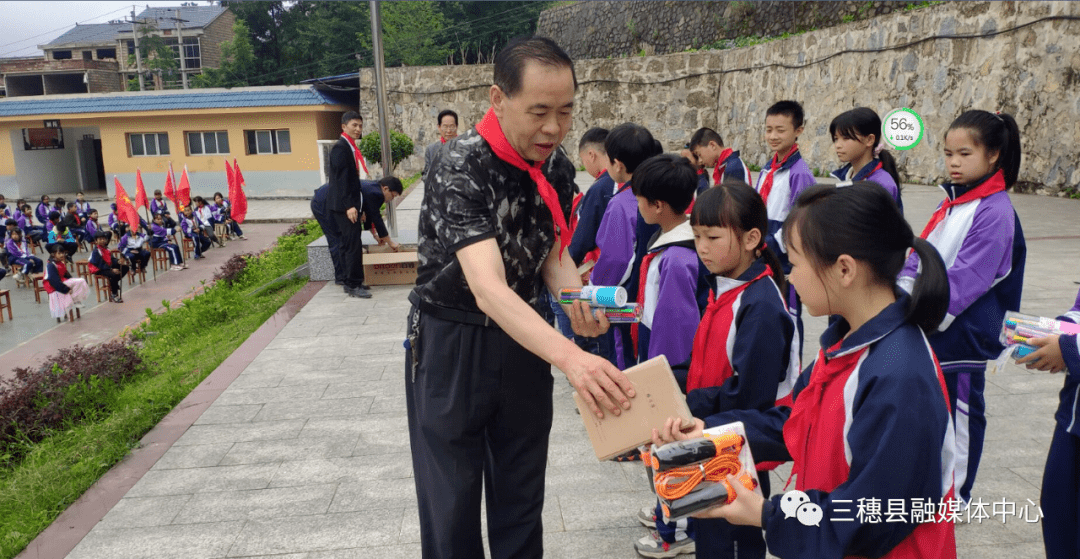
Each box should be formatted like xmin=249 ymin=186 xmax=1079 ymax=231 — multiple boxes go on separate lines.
xmin=882 ymin=108 xmax=924 ymax=151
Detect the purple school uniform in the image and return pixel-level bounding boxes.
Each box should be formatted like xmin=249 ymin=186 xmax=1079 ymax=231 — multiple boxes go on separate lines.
xmin=753 ymin=150 xmax=815 ymax=269
xmin=591 ymin=186 xmax=637 ymax=287
xmin=5 ymin=237 xmax=30 ymax=260
xmin=84 ymin=220 xmax=99 ymax=238
xmin=75 ymin=200 xmax=91 ymax=216
xmin=635 ymin=221 xmax=702 ymax=366
xmin=831 ymin=158 xmax=902 ymax=211
xmin=35 ymin=202 xmax=50 ymax=225
xmin=150 ymin=199 xmax=168 ymax=215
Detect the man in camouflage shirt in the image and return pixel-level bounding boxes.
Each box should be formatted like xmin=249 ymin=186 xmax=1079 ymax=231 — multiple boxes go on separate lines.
xmin=405 ymin=37 xmax=635 ymax=559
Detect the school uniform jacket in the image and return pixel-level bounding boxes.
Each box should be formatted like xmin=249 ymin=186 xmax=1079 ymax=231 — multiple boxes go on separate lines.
xmin=150 ymin=199 xmax=168 ymax=215
xmin=1056 ymin=288 xmax=1080 ymax=439
xmin=16 ymin=212 xmax=34 ymax=231
xmin=87 ymin=245 xmax=115 ymax=274
xmin=180 ymin=216 xmax=200 ymax=238
xmin=695 ymin=169 xmax=709 ymax=194
xmin=592 ymin=184 xmax=660 ymax=294
xmin=108 ymin=212 xmax=119 ymax=229
xmin=36 ymin=202 xmax=50 ymax=225
xmin=194 ymin=206 xmax=215 ymax=229
xmin=84 ymin=220 xmax=98 ymax=238
xmin=683 ymin=258 xmax=800 ymax=415
xmin=636 ymin=222 xmax=702 ymax=366
xmin=119 ymin=233 xmax=148 ymax=256
xmin=150 ymin=223 xmax=176 ymax=246
xmin=714 ymin=150 xmax=751 ymax=186
xmin=704 ymin=296 xmax=956 ymax=559
xmin=75 ymin=200 xmax=91 ymax=217
xmin=5 ymin=238 xmax=30 ymax=261
xmin=898 ymin=173 xmax=1026 ymax=369
xmin=831 ymin=159 xmax=902 ymax=212
xmin=753 ymin=150 xmax=815 ymax=272
xmin=43 ymin=259 xmax=72 ymax=294
xmin=569 ymin=170 xmax=616 ymax=265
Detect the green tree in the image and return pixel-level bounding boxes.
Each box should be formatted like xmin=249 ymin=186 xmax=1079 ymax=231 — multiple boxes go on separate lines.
xmin=193 ymin=20 xmax=257 ymax=88
xmin=359 ymin=1 xmax=449 ymax=67
xmin=126 ymin=23 xmax=180 ymax=90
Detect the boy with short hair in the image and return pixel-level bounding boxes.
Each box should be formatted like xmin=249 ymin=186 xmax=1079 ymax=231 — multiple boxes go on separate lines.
xmin=754 ymin=100 xmax=815 ymax=272
xmin=150 ymin=189 xmax=169 ymax=216
xmin=630 ymin=153 xmax=703 ymax=366
xmin=688 ymin=127 xmax=751 ymax=187
xmin=568 ymin=127 xmax=614 ymax=268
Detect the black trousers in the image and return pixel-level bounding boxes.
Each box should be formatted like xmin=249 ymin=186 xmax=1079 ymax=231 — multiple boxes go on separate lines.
xmin=331 ymin=211 xmax=364 ymax=288
xmin=312 ymin=207 xmax=344 ymax=283
xmin=405 ymin=306 xmax=554 ymax=559
xmin=94 ymin=265 xmax=129 ymax=296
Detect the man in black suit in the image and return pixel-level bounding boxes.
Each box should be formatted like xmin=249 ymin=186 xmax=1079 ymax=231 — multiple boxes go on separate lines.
xmin=360 ymin=176 xmax=404 ymax=252
xmin=327 ymin=111 xmax=371 ymax=298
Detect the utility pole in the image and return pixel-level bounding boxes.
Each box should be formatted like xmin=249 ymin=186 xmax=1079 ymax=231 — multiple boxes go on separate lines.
xmin=369 ymin=0 xmax=396 ymax=236
xmin=175 ymin=10 xmax=188 ymax=89
xmin=130 ymin=6 xmax=145 ymax=91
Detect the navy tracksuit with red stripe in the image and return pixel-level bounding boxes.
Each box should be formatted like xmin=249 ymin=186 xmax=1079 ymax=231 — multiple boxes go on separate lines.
xmin=1042 ymin=288 xmax=1080 ymax=559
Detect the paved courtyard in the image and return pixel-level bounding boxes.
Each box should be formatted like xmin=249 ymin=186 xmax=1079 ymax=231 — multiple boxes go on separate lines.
xmin=17 ymin=174 xmax=1080 ymax=559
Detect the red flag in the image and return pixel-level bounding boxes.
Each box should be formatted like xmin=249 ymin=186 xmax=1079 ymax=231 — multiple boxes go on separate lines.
xmin=225 ymin=158 xmax=235 ymax=194
xmin=163 ymin=163 xmax=177 ymax=211
xmin=134 ymin=168 xmax=149 ymax=210
xmin=114 ymin=176 xmax=140 ymax=232
xmin=230 ymin=159 xmax=248 ymax=224
xmin=177 ymin=166 xmax=192 ymax=209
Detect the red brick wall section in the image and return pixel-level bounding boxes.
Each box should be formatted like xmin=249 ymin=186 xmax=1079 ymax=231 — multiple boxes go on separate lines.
xmin=0 ymin=58 xmax=119 ymax=74
xmin=87 ymin=69 xmax=124 ymax=93
xmin=200 ymin=9 xmax=236 ymax=69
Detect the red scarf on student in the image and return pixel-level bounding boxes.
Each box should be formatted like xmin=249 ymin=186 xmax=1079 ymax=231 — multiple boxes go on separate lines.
xmin=711 ymin=148 xmax=734 ymax=185
xmin=630 ymin=250 xmax=662 ymax=358
xmin=758 ymin=144 xmax=798 ymax=205
xmin=475 ymin=107 xmax=570 ymax=260
xmin=920 ymin=170 xmax=1006 ymax=239
xmin=783 ymin=343 xmax=866 ymax=492
xmin=440 ymin=137 xmax=447 ymax=144
xmin=685 ymin=267 xmax=772 ymax=391
xmin=340 ymin=132 xmax=369 ymax=176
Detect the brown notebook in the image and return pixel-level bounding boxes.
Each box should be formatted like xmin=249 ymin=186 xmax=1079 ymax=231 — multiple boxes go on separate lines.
xmin=573 ymin=355 xmax=694 ymax=461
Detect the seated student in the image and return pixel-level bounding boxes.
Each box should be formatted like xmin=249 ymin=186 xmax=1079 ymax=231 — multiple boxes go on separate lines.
xmin=688 ymin=127 xmax=751 ymax=187
xmin=630 ymin=154 xmax=705 ymax=367
xmin=591 ymin=123 xmax=664 ymax=369
xmin=35 ymin=195 xmax=51 ymax=226
xmin=88 ymin=231 xmax=129 ymax=303
xmin=4 ymin=218 xmax=17 ymax=242
xmin=7 ymin=227 xmax=45 ymax=280
xmin=150 ymin=190 xmax=169 ymax=216
xmin=1015 ymin=287 xmax=1080 ymax=559
xmin=180 ymin=205 xmax=211 ymax=260
xmin=0 ymin=199 xmax=9 ymax=222
xmin=74 ymin=191 xmax=91 ymax=219
xmin=150 ymin=213 xmax=185 ymax=271
xmin=212 ymin=192 xmax=247 ymax=240
xmin=107 ymin=203 xmax=121 ymax=232
xmin=53 ymin=197 xmax=66 ymax=218
xmin=62 ymin=202 xmax=87 ymax=244
xmin=43 ymin=242 xmax=89 ymax=321
xmin=83 ymin=208 xmax=101 ymax=241
xmin=19 ymin=204 xmax=44 ymax=243
xmin=116 ymin=223 xmax=151 ymax=274
xmin=47 ymin=213 xmax=78 ymax=258
xmin=635 ymin=179 xmax=800 ymax=559
xmin=361 ymin=178 xmax=403 ymax=251
xmin=653 ymin=182 xmax=956 ymax=559
xmin=829 ymin=107 xmax=903 ymax=212
xmin=192 ymin=197 xmax=221 ymax=246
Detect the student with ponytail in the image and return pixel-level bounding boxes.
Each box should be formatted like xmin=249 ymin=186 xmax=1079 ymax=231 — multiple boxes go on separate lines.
xmin=636 ymin=179 xmax=800 ymax=559
xmin=829 ymin=107 xmax=903 ymax=211
xmin=899 ymin=109 xmax=1026 ymax=506
xmin=653 ymin=182 xmax=956 ymax=559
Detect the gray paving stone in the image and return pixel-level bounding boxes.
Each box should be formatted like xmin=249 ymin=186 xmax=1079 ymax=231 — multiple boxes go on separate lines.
xmin=97 ymin=495 xmax=193 ymax=529
xmin=194 ymin=404 xmax=264 ymax=425
xmin=545 ymin=462 xmax=635 ymax=496
xmin=66 ymin=521 xmax=245 ymax=559
xmin=299 ymin=415 xmax=408 ymax=441
xmin=225 ymin=510 xmax=404 ymax=557
xmin=218 ymin=434 xmax=360 ymax=466
xmin=172 ymin=484 xmax=337 ymax=524
xmin=241 ymin=357 xmax=347 ymax=376
xmin=557 ymin=491 xmax=656 ymax=531
xmin=320 ymin=379 xmax=406 ymax=400
xmin=213 ymin=384 xmax=329 ymax=406
xmin=326 ymin=478 xmax=417 ymax=514
xmin=273 ymin=368 xmax=383 ymax=388
xmin=173 ymin=419 xmax=305 ymax=446
xmin=152 ymin=443 xmax=235 ymax=471
xmin=367 ymin=394 xmax=407 ymax=414
xmin=265 ymin=335 xmax=359 ymax=351
xmin=268 ymin=453 xmax=414 ymax=488
xmin=126 ymin=464 xmax=280 ymax=497
xmin=252 ymin=397 xmax=374 ymax=422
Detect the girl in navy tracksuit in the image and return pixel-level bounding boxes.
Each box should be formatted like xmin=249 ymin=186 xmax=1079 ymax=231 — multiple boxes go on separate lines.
xmin=653 ymin=182 xmax=956 ymax=559
xmin=591 ymin=123 xmax=663 ymax=368
xmin=898 ymin=110 xmax=1026 ymax=505
xmin=150 ymin=213 xmax=185 ymax=270
xmin=638 ymin=181 xmax=801 ymax=559
xmin=829 ymin=107 xmax=903 ymax=212
xmin=1015 ymin=287 xmax=1080 ymax=558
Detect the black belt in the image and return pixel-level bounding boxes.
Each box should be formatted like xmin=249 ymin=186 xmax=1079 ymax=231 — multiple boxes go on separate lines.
xmin=409 ymin=291 xmax=499 ymax=329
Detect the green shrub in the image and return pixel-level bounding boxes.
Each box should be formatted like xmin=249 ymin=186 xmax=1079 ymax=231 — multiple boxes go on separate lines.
xmin=359 ymin=131 xmax=415 ymax=168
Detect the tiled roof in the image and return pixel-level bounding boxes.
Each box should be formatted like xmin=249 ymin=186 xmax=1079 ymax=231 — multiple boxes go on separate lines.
xmin=0 ymin=86 xmax=343 ymax=117
xmin=43 ymin=6 xmax=228 ymax=48
xmin=43 ymin=23 xmax=130 ymax=48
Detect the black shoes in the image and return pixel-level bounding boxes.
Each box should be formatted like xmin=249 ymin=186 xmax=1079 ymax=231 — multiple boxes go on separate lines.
xmin=345 ymin=285 xmax=372 ymax=299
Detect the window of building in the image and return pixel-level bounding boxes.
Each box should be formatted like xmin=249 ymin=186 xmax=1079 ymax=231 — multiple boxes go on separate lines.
xmin=128 ymin=133 xmax=170 ymax=157
xmin=97 ymin=48 xmax=116 ymax=59
xmin=245 ymin=129 xmax=291 ymax=155
xmin=52 ymin=50 xmax=72 ymax=60
xmin=187 ymin=131 xmax=229 ymax=155
xmin=164 ymin=37 xmax=201 ymax=70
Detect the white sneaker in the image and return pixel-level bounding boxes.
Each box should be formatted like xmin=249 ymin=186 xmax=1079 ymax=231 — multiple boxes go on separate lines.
xmin=170 ymin=265 xmax=183 ymax=271
xmin=636 ymin=504 xmax=657 ymax=528
xmin=634 ymin=530 xmax=695 ymax=558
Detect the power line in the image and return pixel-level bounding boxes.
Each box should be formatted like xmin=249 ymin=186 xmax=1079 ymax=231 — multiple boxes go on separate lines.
xmin=0 ymin=5 xmax=133 ymax=57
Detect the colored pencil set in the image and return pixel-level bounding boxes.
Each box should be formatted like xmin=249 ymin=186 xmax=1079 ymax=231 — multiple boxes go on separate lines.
xmin=1000 ymin=312 xmax=1080 ymax=358
xmin=559 ymin=286 xmax=641 ymax=323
